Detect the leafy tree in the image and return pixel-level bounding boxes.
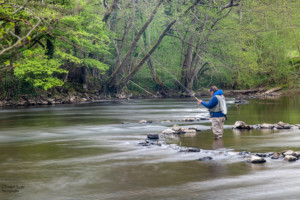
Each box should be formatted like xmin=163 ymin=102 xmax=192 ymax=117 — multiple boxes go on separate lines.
xmin=14 ymin=48 xmax=67 ymax=90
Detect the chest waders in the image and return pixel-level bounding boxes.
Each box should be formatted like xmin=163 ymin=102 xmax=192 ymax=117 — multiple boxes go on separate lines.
xmin=208 ymin=95 xmax=227 ymax=115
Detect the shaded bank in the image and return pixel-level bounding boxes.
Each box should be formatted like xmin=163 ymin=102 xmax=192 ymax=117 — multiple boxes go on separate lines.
xmin=0 ymin=86 xmax=290 ymax=107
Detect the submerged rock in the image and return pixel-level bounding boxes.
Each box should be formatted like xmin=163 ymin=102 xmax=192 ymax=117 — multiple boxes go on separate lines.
xmin=234 ymin=99 xmax=249 ymax=104
xmin=247 ymin=155 xmax=266 ymax=164
xmin=198 ymin=156 xmax=213 ymax=161
xmin=138 ymin=139 xmax=165 ymax=147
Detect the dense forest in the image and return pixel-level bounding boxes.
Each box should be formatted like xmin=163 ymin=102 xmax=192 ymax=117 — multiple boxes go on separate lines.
xmin=1 ymin=0 xmax=300 ymax=102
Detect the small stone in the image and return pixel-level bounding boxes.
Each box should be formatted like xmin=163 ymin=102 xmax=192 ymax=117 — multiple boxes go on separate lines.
xmin=295 ymin=124 xmax=300 ymax=128
xmin=239 ymin=151 xmax=251 ymax=156
xmin=260 ymin=123 xmax=274 ymax=129
xmin=247 ymin=155 xmax=266 ymax=164
xmin=162 ymin=128 xmax=176 ymax=134
xmin=282 ymin=150 xmax=295 ymax=156
xmin=290 ymin=126 xmax=299 ymax=130
xmin=184 ymin=118 xmax=196 ymax=122
xmin=147 ymin=134 xmax=159 ymax=140
xmin=199 ymin=156 xmax=213 ymax=161
xmin=271 ymin=152 xmax=281 ymax=159
xmin=187 ymin=148 xmax=201 ymax=152
xmin=200 ymin=117 xmax=210 ymax=120
xmin=254 ymin=153 xmax=267 ymax=157
xmin=233 ymin=121 xmax=253 ymax=129
xmin=182 ymin=129 xmax=196 ymax=134
xmin=284 ymin=155 xmax=297 ymax=162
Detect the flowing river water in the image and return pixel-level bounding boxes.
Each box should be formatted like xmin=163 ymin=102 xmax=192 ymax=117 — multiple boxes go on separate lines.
xmin=1 ymin=96 xmax=300 ymax=200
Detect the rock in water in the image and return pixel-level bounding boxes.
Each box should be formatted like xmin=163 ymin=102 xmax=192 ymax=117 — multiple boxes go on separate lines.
xmin=260 ymin=123 xmax=274 ymax=129
xmin=233 ymin=121 xmax=253 ymax=129
xmin=199 ymin=156 xmax=213 ymax=161
xmin=187 ymin=148 xmax=201 ymax=152
xmin=284 ymin=155 xmax=297 ymax=162
xmin=139 ymin=120 xmax=152 ymax=124
xmin=162 ymin=128 xmax=176 ymax=134
xmin=147 ymin=134 xmax=159 ymax=140
xmin=294 ymin=152 xmax=300 ymax=158
xmin=271 ymin=152 xmax=281 ymax=159
xmin=247 ymin=155 xmax=266 ymax=164
xmin=183 ymin=118 xmax=196 ymax=122
xmin=274 ymin=121 xmax=292 ymax=129
xmin=282 ymin=150 xmax=295 ymax=156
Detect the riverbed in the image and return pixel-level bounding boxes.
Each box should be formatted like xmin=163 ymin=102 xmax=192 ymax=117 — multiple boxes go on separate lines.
xmin=1 ymin=96 xmax=300 ymax=200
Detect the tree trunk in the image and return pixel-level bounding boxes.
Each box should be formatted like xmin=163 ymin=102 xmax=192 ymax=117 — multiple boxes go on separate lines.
xmin=82 ymin=67 xmax=89 ymax=90
xmin=106 ymin=0 xmax=163 ymax=92
xmin=118 ymin=20 xmax=177 ymax=91
xmin=146 ymin=27 xmax=168 ymax=96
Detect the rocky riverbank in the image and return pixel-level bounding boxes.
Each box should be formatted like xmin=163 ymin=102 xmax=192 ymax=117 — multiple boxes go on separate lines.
xmin=138 ymin=132 xmax=300 ymax=164
xmin=0 ymin=85 xmax=289 ymax=107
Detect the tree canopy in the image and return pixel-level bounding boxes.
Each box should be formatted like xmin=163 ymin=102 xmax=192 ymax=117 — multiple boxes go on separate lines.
xmin=0 ymin=0 xmax=299 ymax=98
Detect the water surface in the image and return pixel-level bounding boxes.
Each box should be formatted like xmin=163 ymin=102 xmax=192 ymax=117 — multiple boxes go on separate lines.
xmin=1 ymin=96 xmax=300 ymax=200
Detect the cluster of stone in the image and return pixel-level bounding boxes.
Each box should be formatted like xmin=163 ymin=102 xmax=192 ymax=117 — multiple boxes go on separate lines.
xmin=233 ymin=121 xmax=300 ymax=130
xmin=161 ymin=125 xmax=199 ymax=135
xmin=137 ymin=133 xmax=165 ymax=146
xmin=242 ymin=150 xmax=300 ymax=163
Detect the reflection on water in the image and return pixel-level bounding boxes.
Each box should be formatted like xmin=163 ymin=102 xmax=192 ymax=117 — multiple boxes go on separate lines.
xmin=0 ymin=96 xmax=300 ymax=199
xmin=212 ymin=139 xmax=224 ymax=150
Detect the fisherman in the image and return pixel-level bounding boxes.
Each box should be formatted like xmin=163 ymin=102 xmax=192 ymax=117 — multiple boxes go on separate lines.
xmin=197 ymin=86 xmax=227 ymax=139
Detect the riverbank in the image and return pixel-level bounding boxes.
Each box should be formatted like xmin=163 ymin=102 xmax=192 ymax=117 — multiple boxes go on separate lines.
xmin=0 ymin=86 xmax=293 ymax=107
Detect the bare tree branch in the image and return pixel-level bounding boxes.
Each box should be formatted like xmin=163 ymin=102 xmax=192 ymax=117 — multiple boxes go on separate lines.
xmin=0 ymin=18 xmax=41 ymax=56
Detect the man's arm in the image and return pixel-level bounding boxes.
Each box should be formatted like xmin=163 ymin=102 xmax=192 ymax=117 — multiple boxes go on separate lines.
xmin=200 ymin=97 xmax=218 ymax=109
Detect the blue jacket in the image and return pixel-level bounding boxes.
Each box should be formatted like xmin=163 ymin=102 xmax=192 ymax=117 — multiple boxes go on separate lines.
xmin=201 ymin=90 xmax=226 ymax=118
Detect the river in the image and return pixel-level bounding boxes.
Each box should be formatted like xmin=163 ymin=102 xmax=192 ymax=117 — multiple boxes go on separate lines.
xmin=1 ymin=96 xmax=300 ymax=200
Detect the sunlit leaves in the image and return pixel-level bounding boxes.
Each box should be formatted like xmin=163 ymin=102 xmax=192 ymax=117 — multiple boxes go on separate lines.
xmin=14 ymin=49 xmax=68 ymax=90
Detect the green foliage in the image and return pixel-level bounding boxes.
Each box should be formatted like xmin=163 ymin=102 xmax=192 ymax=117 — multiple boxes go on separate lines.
xmin=1 ymin=0 xmax=300 ymax=98
xmin=14 ymin=49 xmax=67 ymax=90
